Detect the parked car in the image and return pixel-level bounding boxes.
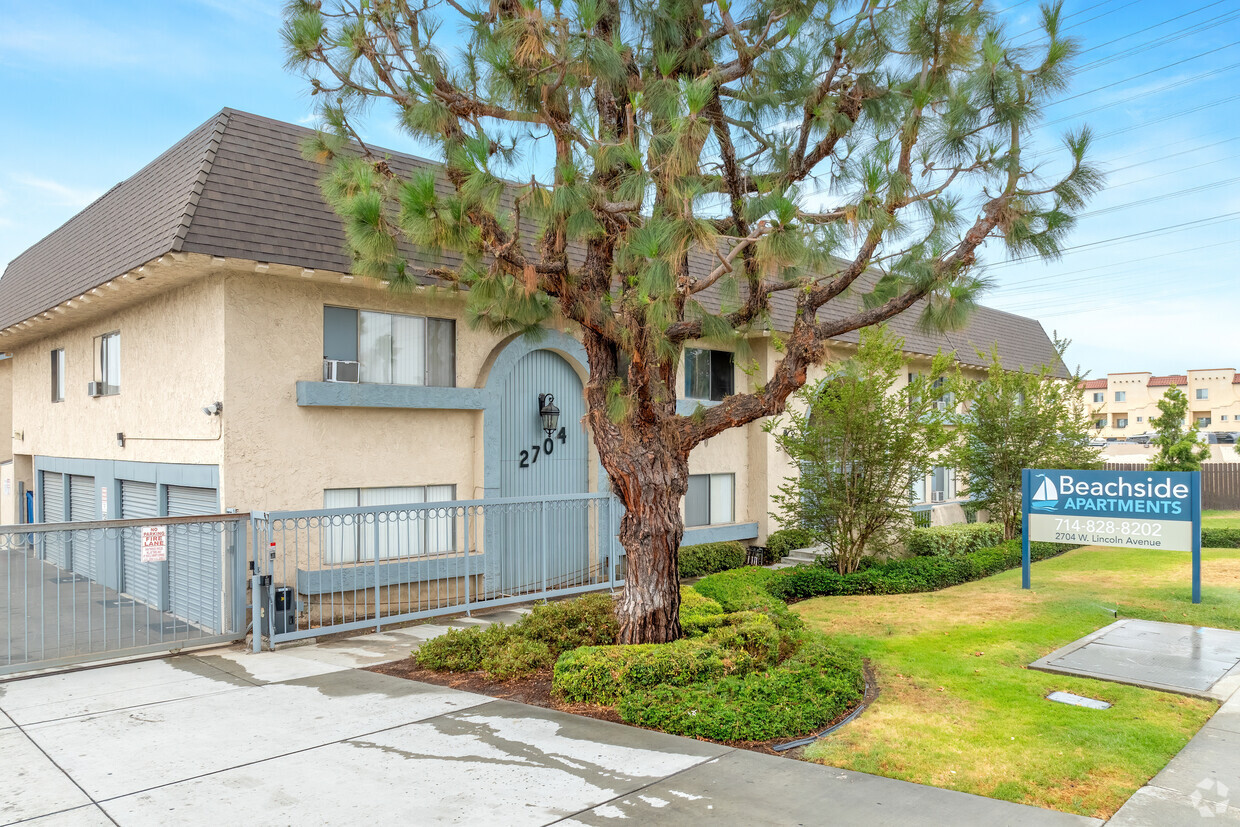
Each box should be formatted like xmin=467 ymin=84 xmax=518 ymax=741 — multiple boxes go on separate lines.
xmin=1129 ymin=433 xmax=1155 ymax=445
xmin=1216 ymin=431 xmax=1238 ymax=444
xmin=1089 ymin=437 xmax=1108 ymax=447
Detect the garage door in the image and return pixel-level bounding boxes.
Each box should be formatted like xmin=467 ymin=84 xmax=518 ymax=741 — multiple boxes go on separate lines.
xmin=68 ymin=475 xmax=99 ymax=580
xmin=120 ymin=481 xmax=162 ymax=608
xmin=166 ymin=485 xmax=220 ymax=630
xmin=40 ymin=471 xmax=67 ymax=567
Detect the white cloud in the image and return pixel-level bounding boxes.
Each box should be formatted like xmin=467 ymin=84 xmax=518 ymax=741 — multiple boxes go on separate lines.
xmin=10 ymin=175 xmax=103 ymax=209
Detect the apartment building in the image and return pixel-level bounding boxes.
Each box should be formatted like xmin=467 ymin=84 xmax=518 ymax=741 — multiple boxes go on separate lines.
xmin=0 ymin=109 xmax=1066 ymax=558
xmin=1082 ymin=370 xmax=1240 ymax=441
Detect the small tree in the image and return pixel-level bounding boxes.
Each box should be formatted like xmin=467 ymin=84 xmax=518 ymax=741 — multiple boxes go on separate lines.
xmin=1149 ymin=387 xmax=1210 ymax=472
xmin=768 ymin=326 xmax=957 ymax=573
xmin=950 ymin=346 xmax=1100 ymax=539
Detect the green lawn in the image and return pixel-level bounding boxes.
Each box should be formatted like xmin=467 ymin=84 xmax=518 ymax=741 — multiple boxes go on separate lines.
xmin=1204 ymin=510 xmax=1240 ymax=529
xmin=795 ymin=545 xmax=1240 ymax=819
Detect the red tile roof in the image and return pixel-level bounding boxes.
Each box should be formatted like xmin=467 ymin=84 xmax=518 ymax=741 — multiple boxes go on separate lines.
xmin=1080 ymin=379 xmax=1108 ymax=389
xmin=1149 ymin=375 xmax=1187 ymax=386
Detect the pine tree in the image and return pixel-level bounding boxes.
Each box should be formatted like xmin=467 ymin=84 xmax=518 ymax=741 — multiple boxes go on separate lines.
xmin=283 ymin=0 xmax=1101 ymax=643
xmin=1149 ymin=387 xmax=1211 ymax=472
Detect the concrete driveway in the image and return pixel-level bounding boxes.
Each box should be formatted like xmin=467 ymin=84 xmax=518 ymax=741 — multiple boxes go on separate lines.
xmin=0 ymin=618 xmax=1105 ymax=826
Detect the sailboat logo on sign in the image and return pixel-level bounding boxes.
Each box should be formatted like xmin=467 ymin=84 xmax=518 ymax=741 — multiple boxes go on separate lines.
xmin=1031 ymin=474 xmax=1059 ymax=511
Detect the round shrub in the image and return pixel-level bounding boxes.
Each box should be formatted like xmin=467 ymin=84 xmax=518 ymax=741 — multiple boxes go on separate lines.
xmin=515 ymin=592 xmax=618 ymax=657
xmin=415 ymin=624 xmax=511 ymax=672
xmin=553 ymin=638 xmax=739 ymax=705
xmin=480 ymin=638 xmax=555 ymax=681
xmin=906 ymin=523 xmax=1004 ymax=558
xmin=616 ymin=637 xmax=863 ymax=742
xmin=679 ymin=586 xmax=726 ymax=636
xmin=767 ymin=528 xmax=815 ymax=559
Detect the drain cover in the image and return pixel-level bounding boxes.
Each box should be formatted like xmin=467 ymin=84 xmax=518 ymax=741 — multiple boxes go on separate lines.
xmin=1047 ymin=691 xmax=1111 ymax=710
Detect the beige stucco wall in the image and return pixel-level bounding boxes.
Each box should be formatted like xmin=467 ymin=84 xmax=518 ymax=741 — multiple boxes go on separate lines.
xmin=1085 ymin=369 xmax=1240 ymax=440
xmin=8 ymin=275 xmax=226 ymax=472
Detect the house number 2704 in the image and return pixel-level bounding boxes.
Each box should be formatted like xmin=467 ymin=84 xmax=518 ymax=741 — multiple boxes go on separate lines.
xmin=519 ymin=427 xmax=568 ymax=467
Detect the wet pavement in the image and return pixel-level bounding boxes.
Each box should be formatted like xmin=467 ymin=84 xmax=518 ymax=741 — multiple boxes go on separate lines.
xmin=1031 ymin=619 xmax=1240 ymax=701
xmin=0 ymin=611 xmax=1103 ymax=827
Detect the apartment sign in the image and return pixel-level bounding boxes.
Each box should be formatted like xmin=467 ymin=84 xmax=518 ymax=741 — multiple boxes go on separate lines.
xmin=140 ymin=525 xmax=168 ymax=563
xmin=1021 ymin=468 xmax=1202 ymax=603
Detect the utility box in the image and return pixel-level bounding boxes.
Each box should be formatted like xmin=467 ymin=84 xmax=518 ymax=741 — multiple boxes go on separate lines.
xmin=263 ymin=586 xmax=296 ymax=636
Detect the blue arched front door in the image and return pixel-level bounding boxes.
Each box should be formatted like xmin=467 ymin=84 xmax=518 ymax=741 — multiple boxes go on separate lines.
xmin=493 ymin=349 xmax=589 ymax=592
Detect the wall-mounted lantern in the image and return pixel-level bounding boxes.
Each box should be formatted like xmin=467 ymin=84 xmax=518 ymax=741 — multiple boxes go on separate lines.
xmin=538 ymin=393 xmax=560 ymax=437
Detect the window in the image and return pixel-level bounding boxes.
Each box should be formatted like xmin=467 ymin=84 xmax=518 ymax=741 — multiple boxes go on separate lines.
xmin=931 ymin=466 xmax=956 ymax=502
xmin=1196 ymin=388 xmax=1209 ymax=400
xmin=910 ymin=475 xmax=927 ymax=504
xmin=1197 ymin=417 xmax=1212 ymax=427
xmin=1095 ymin=418 xmax=1106 ymax=429
xmin=1114 ymin=391 xmax=1126 ymax=402
xmin=92 ymin=332 xmax=120 ymax=395
xmin=684 ymin=473 xmax=734 ymax=527
xmin=1093 ymin=392 xmax=1104 ymax=403
xmin=323 ymin=485 xmax=457 ymax=563
xmin=684 ymin=348 xmax=734 ymax=401
xmin=323 ymin=307 xmax=455 ymax=387
xmin=1223 ymin=415 xmax=1230 ymax=422
xmin=51 ymin=349 xmax=65 ymax=402
xmin=1116 ymin=418 xmax=1128 ymax=428
xmin=1137 ymin=416 xmax=1143 ymax=423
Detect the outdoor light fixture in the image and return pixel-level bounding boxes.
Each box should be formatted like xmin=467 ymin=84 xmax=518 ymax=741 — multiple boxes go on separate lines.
xmin=116 ymin=432 xmax=125 ymax=448
xmin=202 ymin=401 xmax=223 ymax=416
xmin=538 ymin=393 xmax=560 ymax=437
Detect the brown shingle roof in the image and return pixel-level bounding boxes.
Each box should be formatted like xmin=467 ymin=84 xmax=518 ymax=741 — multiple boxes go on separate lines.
xmin=0 ymin=108 xmax=1067 ymax=377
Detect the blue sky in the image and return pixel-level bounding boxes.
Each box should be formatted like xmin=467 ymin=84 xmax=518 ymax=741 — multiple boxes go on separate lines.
xmin=0 ymin=0 xmax=1236 ymax=377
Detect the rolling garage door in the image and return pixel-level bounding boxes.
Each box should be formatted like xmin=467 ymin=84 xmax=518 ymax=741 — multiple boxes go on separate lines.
xmin=40 ymin=471 xmax=67 ymax=567
xmin=166 ymin=485 xmax=220 ymax=630
xmin=68 ymin=475 xmax=99 ymax=580
xmin=120 ymin=481 xmax=162 ymax=608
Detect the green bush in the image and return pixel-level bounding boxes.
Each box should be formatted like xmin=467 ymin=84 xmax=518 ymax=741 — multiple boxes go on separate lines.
xmin=677 ymin=541 xmax=747 ymax=578
xmin=553 ymin=638 xmax=740 ymax=705
xmin=616 ymin=636 xmax=864 ymax=742
xmin=1203 ymin=528 xmax=1240 ymax=548
xmin=415 ymin=623 xmax=512 ymax=672
xmin=906 ymin=523 xmax=1005 ymax=557
xmin=765 ymin=539 xmax=1075 ymax=602
xmin=515 ymin=592 xmax=618 ymax=657
xmin=767 ymin=528 xmax=815 ymax=559
xmin=694 ymin=567 xmax=802 ymax=631
xmin=705 ymin=611 xmax=782 ymax=667
xmin=480 ymin=638 xmax=554 ymax=680
xmin=679 ymin=586 xmax=726 ymax=636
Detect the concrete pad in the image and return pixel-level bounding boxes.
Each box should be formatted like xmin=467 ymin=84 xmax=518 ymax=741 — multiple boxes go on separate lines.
xmin=559 ymin=750 xmax=1101 ymax=827
xmin=1148 ymin=727 xmax=1240 ymax=799
xmin=1108 ymin=785 xmax=1240 ymax=825
xmin=0 ymin=656 xmax=253 ymax=726
xmin=191 ymin=647 xmax=347 ymax=684
xmin=575 ymin=755 xmax=1103 ymax=826
xmin=25 ymin=669 xmax=490 ymax=801
xmin=0 ymin=727 xmax=92 ymax=823
xmin=273 ymin=638 xmax=421 ymax=669
xmin=103 ymin=700 xmax=726 ymax=826
xmin=1030 ymin=620 xmax=1240 ymax=700
xmin=20 ymin=805 xmax=116 ymax=826
xmin=1210 ymin=692 xmax=1240 ymax=735
xmin=471 ymin=610 xmax=526 ymax=625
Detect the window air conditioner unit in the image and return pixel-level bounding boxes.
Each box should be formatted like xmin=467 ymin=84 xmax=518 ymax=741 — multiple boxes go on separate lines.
xmin=931 ymin=491 xmax=945 ymax=503
xmin=87 ymin=381 xmax=103 ymax=398
xmin=323 ymin=359 xmax=360 ymax=383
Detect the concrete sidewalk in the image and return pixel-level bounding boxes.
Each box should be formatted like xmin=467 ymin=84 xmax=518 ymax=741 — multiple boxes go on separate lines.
xmin=0 ymin=615 xmax=1103 ymax=827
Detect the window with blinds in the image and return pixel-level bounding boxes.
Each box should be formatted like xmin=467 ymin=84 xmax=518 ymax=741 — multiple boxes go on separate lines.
xmin=323 ymin=307 xmax=455 ymax=387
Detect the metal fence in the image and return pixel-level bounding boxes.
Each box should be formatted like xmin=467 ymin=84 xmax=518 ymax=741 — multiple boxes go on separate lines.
xmin=1105 ymin=463 xmax=1240 ymax=511
xmin=252 ymin=492 xmax=624 ymax=648
xmin=1 ymin=514 xmax=250 ymax=676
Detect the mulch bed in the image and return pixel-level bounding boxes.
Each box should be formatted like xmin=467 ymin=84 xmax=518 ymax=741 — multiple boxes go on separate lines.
xmin=367 ymin=658 xmax=879 ymax=757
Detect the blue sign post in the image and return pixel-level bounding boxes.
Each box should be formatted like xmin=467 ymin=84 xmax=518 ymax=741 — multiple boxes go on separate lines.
xmin=1021 ymin=468 xmax=1203 ymax=603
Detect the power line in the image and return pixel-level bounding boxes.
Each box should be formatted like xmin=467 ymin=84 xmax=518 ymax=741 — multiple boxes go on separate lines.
xmin=1049 ymin=39 xmax=1240 ymax=107
xmin=1076 ymin=174 xmax=1240 ymax=219
xmin=1010 ymin=0 xmax=1143 ymax=42
xmin=1030 ymin=92 xmax=1240 ymax=157
xmin=1075 ymin=0 xmax=1233 ymax=58
xmin=1075 ymin=8 xmax=1240 ymax=73
xmin=992 ymin=237 xmax=1240 ymax=294
xmin=1044 ymin=60 xmax=1240 ymax=126
xmin=1104 ymin=135 xmax=1240 ymax=174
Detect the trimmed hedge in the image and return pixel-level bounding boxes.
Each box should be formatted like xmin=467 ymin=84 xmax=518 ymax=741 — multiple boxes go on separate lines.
xmin=678 ymin=541 xmax=747 ymax=577
xmin=694 ymin=567 xmax=803 ymax=631
xmin=679 ymin=586 xmax=726 ymax=635
xmin=906 ymin=523 xmax=1005 ymax=557
xmin=1203 ymin=528 xmax=1240 ymax=548
xmin=553 ymin=638 xmax=746 ymax=705
xmin=765 ymin=539 xmax=1073 ymax=602
xmin=767 ymin=528 xmax=816 ymax=559
xmin=616 ymin=636 xmax=863 ymax=742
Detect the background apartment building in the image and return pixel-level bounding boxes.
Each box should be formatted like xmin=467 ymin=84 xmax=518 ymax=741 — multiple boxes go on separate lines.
xmin=1082 ymin=370 xmax=1240 ymax=442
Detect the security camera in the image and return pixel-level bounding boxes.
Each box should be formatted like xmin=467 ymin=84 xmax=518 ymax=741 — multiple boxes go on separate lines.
xmin=202 ymin=401 xmax=223 ymax=416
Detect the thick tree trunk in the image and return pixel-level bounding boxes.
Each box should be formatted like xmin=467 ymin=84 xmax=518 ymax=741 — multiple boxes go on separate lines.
xmin=612 ymin=456 xmax=688 ymax=644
